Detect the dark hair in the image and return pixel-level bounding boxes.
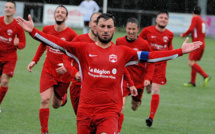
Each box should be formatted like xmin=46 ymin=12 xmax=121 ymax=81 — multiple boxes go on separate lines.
xmin=193 ymin=6 xmax=201 ymax=15
xmin=126 ymin=18 xmax=140 ymax=28
xmin=96 ymin=13 xmax=116 ymax=26
xmin=157 ymin=10 xmax=169 ymax=17
xmin=90 ymin=12 xmax=101 ymax=21
xmin=6 ymin=0 xmax=16 ymax=8
xmin=55 ymin=5 xmax=68 ymax=17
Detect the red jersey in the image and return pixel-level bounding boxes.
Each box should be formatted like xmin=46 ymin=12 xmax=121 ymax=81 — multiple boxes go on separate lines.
xmin=30 ymin=28 xmax=183 ymax=115
xmin=116 ymin=36 xmax=154 ymax=89
xmin=0 ymin=16 xmax=26 ymax=61
xmin=181 ymin=15 xmax=205 ymax=48
xmin=32 ymin=25 xmax=77 ymax=83
xmin=139 ymin=25 xmax=173 ymax=64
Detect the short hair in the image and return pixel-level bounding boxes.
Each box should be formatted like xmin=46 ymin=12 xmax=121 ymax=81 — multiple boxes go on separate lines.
xmin=193 ymin=6 xmax=201 ymax=15
xmin=55 ymin=5 xmax=68 ymax=17
xmin=96 ymin=13 xmax=116 ymax=27
xmin=6 ymin=0 xmax=16 ymax=8
xmin=126 ymin=18 xmax=140 ymax=28
xmin=90 ymin=12 xmax=102 ymax=21
xmin=157 ymin=10 xmax=169 ymax=17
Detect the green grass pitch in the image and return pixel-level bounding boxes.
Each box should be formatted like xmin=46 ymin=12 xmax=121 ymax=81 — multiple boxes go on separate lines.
xmin=0 ymin=27 xmax=214 ymax=134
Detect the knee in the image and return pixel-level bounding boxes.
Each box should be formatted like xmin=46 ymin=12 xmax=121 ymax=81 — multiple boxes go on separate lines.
xmin=40 ymin=97 xmax=51 ymax=107
xmin=1 ymin=79 xmax=9 ymax=87
xmin=152 ymin=89 xmax=159 ymax=94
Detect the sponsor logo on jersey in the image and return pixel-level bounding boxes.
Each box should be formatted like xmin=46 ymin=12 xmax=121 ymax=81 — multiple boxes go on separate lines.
xmin=163 ymin=36 xmax=168 ymax=42
xmin=88 ymin=66 xmax=117 ymax=79
xmin=112 ymin=68 xmax=117 ymax=74
xmin=7 ymin=29 xmax=13 ymax=36
xmin=109 ymin=54 xmax=117 ymax=63
xmin=61 ymin=38 xmax=66 ymax=41
xmin=151 ymin=35 xmax=156 ymax=38
xmin=89 ymin=54 xmax=97 ymax=57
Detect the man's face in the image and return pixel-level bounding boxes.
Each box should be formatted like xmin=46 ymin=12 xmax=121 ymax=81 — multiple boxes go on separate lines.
xmin=54 ymin=7 xmax=68 ymax=25
xmin=4 ymin=2 xmax=16 ymax=17
xmin=96 ymin=18 xmax=116 ymax=44
xmin=156 ymin=13 xmax=169 ymax=28
xmin=126 ymin=22 xmax=139 ymax=40
xmin=89 ymin=14 xmax=100 ymax=36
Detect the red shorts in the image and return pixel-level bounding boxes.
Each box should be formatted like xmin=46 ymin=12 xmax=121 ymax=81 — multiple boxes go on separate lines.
xmin=189 ymin=48 xmax=204 ymax=61
xmin=77 ymin=112 xmax=119 ymax=134
xmin=70 ymin=83 xmax=81 ymax=115
xmin=123 ymin=86 xmax=144 ymax=102
xmin=152 ymin=63 xmax=167 ymax=85
xmin=40 ymin=71 xmax=70 ymax=99
xmin=0 ymin=60 xmax=17 ymax=77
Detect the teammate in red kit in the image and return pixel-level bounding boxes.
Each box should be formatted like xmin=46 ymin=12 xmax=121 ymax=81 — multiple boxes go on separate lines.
xmin=0 ymin=1 xmax=26 ymax=113
xmin=116 ymin=18 xmax=154 ymax=133
xmin=17 ymin=13 xmax=202 ymax=134
xmin=63 ymin=12 xmax=101 ymax=115
xmin=139 ymin=11 xmax=174 ymax=127
xmin=26 ymin=5 xmax=77 ymax=134
xmin=181 ymin=6 xmax=211 ymax=87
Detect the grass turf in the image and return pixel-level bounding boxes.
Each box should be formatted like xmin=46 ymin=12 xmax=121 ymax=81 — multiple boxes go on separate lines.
xmin=0 ymin=27 xmax=214 ymax=134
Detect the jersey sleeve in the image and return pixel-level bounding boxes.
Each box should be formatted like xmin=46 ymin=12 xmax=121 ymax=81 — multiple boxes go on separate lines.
xmin=17 ymin=27 xmax=26 ymax=49
xmin=139 ymin=28 xmax=147 ymax=40
xmin=182 ymin=17 xmax=196 ymax=37
xmin=29 ymin=27 xmax=82 ymax=58
xmin=168 ymin=34 xmax=174 ymax=50
xmin=32 ymin=43 xmax=47 ymax=63
xmin=63 ymin=54 xmax=79 ymax=78
xmin=123 ymin=68 xmax=134 ymax=87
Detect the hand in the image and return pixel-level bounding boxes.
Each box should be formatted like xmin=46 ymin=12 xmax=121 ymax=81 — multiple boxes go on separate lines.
xmin=14 ymin=35 xmax=19 ymax=47
xmin=182 ymin=37 xmax=202 ymax=54
xmin=75 ymin=72 xmax=81 ymax=82
xmin=16 ymin=14 xmax=34 ymax=32
xmin=129 ymin=86 xmax=138 ymax=96
xmin=27 ymin=61 xmax=36 ymax=72
xmin=56 ymin=64 xmax=67 ymax=75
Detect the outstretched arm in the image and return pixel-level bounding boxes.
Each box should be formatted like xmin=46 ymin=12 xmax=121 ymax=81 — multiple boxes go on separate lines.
xmin=138 ymin=37 xmax=202 ymax=62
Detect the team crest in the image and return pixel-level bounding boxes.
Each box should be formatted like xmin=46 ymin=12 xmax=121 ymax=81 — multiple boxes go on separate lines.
xmin=7 ymin=29 xmax=13 ymax=36
xmin=163 ymin=36 xmax=168 ymax=43
xmin=109 ymin=54 xmax=117 ymax=63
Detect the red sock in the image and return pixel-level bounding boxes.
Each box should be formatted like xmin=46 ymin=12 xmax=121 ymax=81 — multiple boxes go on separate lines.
xmin=149 ymin=94 xmax=160 ymax=120
xmin=192 ymin=63 xmax=208 ymax=78
xmin=118 ymin=113 xmax=124 ymax=133
xmin=39 ymin=108 xmax=49 ymax=133
xmin=0 ymin=86 xmax=8 ymax=104
xmin=191 ymin=68 xmax=197 ymax=84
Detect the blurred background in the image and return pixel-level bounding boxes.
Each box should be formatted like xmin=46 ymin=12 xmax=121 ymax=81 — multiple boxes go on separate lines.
xmin=1 ymin=0 xmax=215 ymax=37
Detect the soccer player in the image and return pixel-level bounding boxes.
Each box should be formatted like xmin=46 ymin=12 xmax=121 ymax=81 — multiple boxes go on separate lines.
xmin=26 ymin=5 xmax=77 ymax=134
xmin=116 ymin=18 xmax=154 ymax=133
xmin=17 ymin=13 xmax=202 ymax=134
xmin=63 ymin=12 xmax=101 ymax=115
xmin=181 ymin=6 xmax=211 ymax=87
xmin=79 ymin=0 xmax=100 ymax=34
xmin=0 ymin=1 xmax=26 ymax=113
xmin=139 ymin=11 xmax=174 ymax=127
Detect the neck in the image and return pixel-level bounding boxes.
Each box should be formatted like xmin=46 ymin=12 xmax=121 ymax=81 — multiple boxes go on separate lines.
xmin=54 ymin=22 xmax=67 ymax=32
xmin=88 ymin=32 xmax=97 ymax=42
xmin=155 ymin=25 xmax=166 ymax=32
xmin=96 ymin=41 xmax=111 ymax=49
xmin=4 ymin=15 xmax=14 ymax=24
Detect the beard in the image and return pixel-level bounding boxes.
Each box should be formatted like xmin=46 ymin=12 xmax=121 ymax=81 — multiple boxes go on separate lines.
xmin=158 ymin=24 xmax=166 ymax=29
xmin=55 ymin=18 xmax=65 ymax=25
xmin=97 ymin=34 xmax=113 ymax=44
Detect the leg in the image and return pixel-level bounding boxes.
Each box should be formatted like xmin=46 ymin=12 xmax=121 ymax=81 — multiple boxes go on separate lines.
xmin=70 ymin=84 xmax=81 ymax=115
xmin=39 ymin=86 xmax=54 ymax=134
xmin=0 ymin=74 xmax=11 ymax=105
xmin=131 ymin=88 xmax=143 ymax=111
xmin=118 ymin=96 xmax=127 ymax=133
xmin=146 ymin=83 xmax=161 ymax=127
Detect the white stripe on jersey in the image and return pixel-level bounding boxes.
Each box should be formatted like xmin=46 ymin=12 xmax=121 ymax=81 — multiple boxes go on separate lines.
xmin=147 ymin=54 xmax=178 ymax=62
xmin=194 ymin=28 xmax=197 ymax=38
xmin=35 ymin=33 xmax=83 ymax=82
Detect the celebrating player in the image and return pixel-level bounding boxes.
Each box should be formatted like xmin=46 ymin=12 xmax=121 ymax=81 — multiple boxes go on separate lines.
xmin=181 ymin=6 xmax=211 ymax=87
xmin=0 ymin=1 xmax=26 ymax=113
xmin=26 ymin=5 xmax=77 ymax=134
xmin=17 ymin=13 xmax=202 ymax=133
xmin=139 ymin=10 xmax=174 ymax=127
xmin=116 ymin=17 xmax=154 ymax=133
